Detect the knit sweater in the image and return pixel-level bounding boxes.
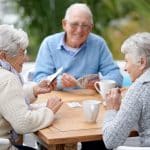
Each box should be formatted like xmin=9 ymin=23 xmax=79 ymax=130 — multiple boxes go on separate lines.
xmin=103 ymin=68 xmax=150 ymax=149
xmin=0 ymin=67 xmax=54 ymax=150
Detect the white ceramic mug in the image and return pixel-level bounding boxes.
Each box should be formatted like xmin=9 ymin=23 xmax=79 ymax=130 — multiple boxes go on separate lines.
xmin=82 ymin=100 xmax=101 ymax=123
xmin=94 ymin=79 xmax=116 ymax=99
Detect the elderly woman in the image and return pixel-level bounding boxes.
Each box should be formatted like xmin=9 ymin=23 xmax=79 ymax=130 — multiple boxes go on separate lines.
xmin=102 ymin=32 xmax=150 ymax=149
xmin=0 ymin=24 xmax=63 ymax=150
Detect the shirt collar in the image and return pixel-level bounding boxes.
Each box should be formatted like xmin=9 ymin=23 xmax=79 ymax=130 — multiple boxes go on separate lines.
xmin=136 ymin=68 xmax=150 ymax=83
xmin=57 ymin=32 xmax=87 ymax=51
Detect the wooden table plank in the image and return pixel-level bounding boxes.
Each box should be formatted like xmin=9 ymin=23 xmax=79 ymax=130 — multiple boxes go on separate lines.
xmin=37 ymin=89 xmax=101 ymax=102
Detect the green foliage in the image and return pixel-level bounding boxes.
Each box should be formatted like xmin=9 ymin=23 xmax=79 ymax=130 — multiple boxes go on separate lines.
xmin=10 ymin=0 xmax=150 ymax=60
xmin=15 ymin=0 xmax=68 ymax=60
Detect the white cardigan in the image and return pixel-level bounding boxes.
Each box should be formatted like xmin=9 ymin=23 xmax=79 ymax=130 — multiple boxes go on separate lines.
xmin=0 ymin=67 xmax=54 ymax=150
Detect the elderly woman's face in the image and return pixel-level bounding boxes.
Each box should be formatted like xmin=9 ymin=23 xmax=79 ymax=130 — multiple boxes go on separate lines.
xmin=62 ymin=10 xmax=93 ymax=48
xmin=124 ymin=54 xmax=143 ymax=82
xmin=6 ymin=49 xmax=27 ymax=73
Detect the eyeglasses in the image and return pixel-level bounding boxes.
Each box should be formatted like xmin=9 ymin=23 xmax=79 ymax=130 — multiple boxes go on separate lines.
xmin=68 ymin=22 xmax=91 ymax=31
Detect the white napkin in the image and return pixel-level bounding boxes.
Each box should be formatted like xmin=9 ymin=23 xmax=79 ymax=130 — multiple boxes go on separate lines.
xmin=67 ymin=102 xmax=81 ymax=108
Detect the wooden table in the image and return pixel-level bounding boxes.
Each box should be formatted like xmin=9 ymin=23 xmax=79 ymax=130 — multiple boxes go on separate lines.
xmin=34 ymin=89 xmax=105 ymax=150
xmin=34 ymin=89 xmax=137 ymax=150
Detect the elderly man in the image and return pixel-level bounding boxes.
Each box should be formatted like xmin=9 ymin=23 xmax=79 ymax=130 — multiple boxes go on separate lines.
xmin=103 ymin=32 xmax=150 ymax=149
xmin=33 ymin=3 xmax=122 ymax=91
xmin=33 ymin=3 xmax=123 ymax=150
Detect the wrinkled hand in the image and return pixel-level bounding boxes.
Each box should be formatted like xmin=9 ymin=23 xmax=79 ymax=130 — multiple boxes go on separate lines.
xmin=105 ymin=88 xmax=121 ymax=111
xmin=33 ymin=80 xmax=55 ymax=97
xmin=46 ymin=96 xmax=63 ymax=114
xmin=61 ymin=73 xmax=78 ymax=88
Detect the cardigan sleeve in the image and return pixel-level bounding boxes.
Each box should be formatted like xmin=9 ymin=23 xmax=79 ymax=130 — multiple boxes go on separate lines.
xmin=23 ymin=81 xmax=37 ymax=104
xmin=102 ymin=83 xmax=143 ymax=149
xmin=0 ymin=73 xmax=54 ymax=134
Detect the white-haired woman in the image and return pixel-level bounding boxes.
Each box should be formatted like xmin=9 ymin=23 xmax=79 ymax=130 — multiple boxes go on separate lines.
xmin=103 ymin=32 xmax=150 ymax=149
xmin=0 ymin=24 xmax=63 ymax=150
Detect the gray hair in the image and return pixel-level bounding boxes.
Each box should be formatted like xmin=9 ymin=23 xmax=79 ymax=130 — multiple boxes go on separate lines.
xmin=64 ymin=3 xmax=93 ymax=24
xmin=121 ymin=32 xmax=150 ymax=66
xmin=0 ymin=24 xmax=29 ymax=56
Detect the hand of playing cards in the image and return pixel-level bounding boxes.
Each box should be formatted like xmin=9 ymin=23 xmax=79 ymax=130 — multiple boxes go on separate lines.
xmin=77 ymin=74 xmax=99 ymax=88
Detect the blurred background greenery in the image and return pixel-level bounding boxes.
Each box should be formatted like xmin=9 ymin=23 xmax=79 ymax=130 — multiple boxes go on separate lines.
xmin=0 ymin=0 xmax=150 ymax=61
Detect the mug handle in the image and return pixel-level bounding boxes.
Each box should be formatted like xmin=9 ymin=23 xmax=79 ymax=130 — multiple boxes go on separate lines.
xmin=94 ymin=82 xmax=101 ymax=93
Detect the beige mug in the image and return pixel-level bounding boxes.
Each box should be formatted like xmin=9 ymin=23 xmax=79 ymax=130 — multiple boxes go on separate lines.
xmin=82 ymin=100 xmax=101 ymax=123
xmin=94 ymin=79 xmax=116 ymax=99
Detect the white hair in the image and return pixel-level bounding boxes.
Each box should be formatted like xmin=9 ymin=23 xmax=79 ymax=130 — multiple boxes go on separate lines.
xmin=0 ymin=24 xmax=29 ymax=56
xmin=121 ymin=32 xmax=150 ymax=66
xmin=64 ymin=3 xmax=93 ymax=24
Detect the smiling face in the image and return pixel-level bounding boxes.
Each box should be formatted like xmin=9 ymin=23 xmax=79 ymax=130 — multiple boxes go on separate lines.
xmin=124 ymin=54 xmax=146 ymax=82
xmin=5 ymin=49 xmax=27 ymax=73
xmin=62 ymin=10 xmax=93 ymax=48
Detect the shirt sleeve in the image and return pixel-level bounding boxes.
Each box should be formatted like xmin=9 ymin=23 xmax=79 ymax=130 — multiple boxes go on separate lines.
xmin=33 ymin=37 xmax=55 ymax=82
xmin=98 ymin=39 xmax=123 ymax=87
xmin=23 ymin=81 xmax=37 ymax=103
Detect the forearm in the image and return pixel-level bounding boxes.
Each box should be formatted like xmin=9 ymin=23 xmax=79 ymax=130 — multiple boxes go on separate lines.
xmin=12 ymin=108 xmax=54 ymax=133
xmin=23 ymin=81 xmax=37 ymax=103
xmin=103 ymin=100 xmax=140 ymax=149
xmin=103 ymin=110 xmax=128 ymax=149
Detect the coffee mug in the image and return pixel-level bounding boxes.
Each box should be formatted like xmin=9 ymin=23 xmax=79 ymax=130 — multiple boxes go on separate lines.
xmin=94 ymin=79 xmax=116 ymax=99
xmin=82 ymin=100 xmax=101 ymax=123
